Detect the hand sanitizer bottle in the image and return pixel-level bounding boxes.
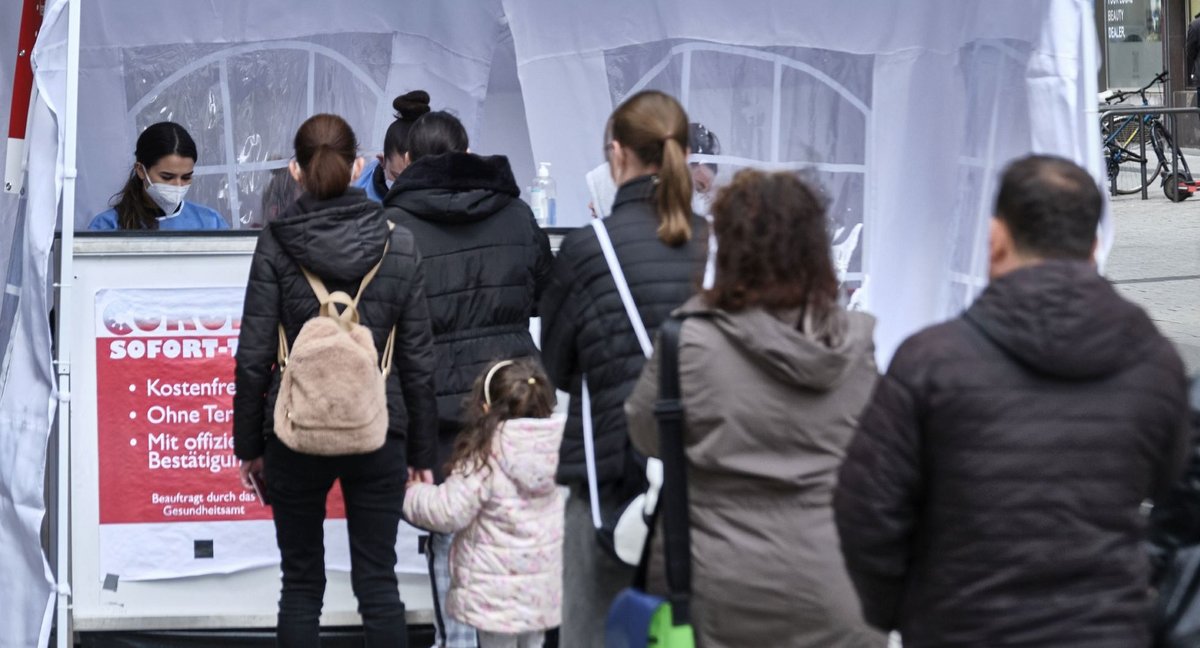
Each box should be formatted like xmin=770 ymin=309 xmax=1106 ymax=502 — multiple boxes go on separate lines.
xmin=530 ymin=162 xmax=557 ymax=227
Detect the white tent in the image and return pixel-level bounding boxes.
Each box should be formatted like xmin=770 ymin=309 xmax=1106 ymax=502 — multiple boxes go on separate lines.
xmin=0 ymin=1 xmax=1102 ymax=646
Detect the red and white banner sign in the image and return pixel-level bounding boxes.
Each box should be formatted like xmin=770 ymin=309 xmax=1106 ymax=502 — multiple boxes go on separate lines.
xmin=95 ymin=288 xmax=423 ymax=581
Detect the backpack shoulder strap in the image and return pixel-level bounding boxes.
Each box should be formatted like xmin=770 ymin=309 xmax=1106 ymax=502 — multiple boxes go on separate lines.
xmin=278 ymin=222 xmax=397 ymax=367
xmin=299 ymin=266 xmax=332 ymax=303
xmin=350 ymin=221 xmax=396 ymax=308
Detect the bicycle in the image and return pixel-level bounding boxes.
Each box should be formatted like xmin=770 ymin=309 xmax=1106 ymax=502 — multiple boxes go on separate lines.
xmin=1100 ymin=71 xmax=1194 ymax=201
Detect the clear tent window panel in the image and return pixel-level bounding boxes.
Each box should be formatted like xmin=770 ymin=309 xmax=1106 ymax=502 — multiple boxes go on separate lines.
xmin=121 ymin=34 xmax=392 ymax=229
xmin=604 ymin=40 xmax=873 ymax=289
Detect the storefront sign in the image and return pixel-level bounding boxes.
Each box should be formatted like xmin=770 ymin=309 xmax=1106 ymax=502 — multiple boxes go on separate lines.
xmin=1104 ymin=0 xmax=1164 ymax=89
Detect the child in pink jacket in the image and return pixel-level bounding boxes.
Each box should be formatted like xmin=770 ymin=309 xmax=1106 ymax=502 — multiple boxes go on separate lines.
xmin=404 ymin=358 xmax=566 ymax=648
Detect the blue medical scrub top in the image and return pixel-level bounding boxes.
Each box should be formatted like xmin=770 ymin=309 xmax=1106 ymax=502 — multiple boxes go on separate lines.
xmin=352 ymin=158 xmax=386 ymax=203
xmin=87 ymin=202 xmax=230 ymax=231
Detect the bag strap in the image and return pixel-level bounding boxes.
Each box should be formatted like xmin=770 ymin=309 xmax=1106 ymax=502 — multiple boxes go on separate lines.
xmin=277 ymin=222 xmax=397 ymax=371
xmin=579 ymin=218 xmax=653 ymax=532
xmin=590 ymin=218 xmax=652 ymax=359
xmin=652 ymin=315 xmax=692 ymax=625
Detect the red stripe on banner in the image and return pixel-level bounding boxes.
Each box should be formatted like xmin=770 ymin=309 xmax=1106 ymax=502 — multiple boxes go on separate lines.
xmin=7 ymin=0 xmax=44 ymax=141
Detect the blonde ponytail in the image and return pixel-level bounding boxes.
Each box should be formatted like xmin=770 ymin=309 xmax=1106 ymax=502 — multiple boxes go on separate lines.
xmin=609 ymin=91 xmax=694 ymax=247
xmin=656 ymin=137 xmax=693 ymax=246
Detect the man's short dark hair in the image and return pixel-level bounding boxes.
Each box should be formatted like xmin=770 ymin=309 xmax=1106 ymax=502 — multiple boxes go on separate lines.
xmin=994 ymin=155 xmax=1102 ymax=260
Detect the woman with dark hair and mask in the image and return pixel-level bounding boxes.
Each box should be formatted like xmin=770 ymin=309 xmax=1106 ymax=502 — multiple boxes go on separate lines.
xmin=88 ymin=121 xmax=228 ymax=231
xmin=383 ymin=108 xmax=552 ymax=648
xmin=353 ymin=90 xmax=432 ymax=202
xmin=626 ymin=170 xmax=883 ymax=648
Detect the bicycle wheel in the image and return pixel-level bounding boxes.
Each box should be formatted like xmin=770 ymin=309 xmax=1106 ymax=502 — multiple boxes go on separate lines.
xmin=1155 ymin=122 xmax=1193 ymax=181
xmin=1105 ymin=118 xmax=1162 ymax=194
xmin=1106 ymin=145 xmax=1161 ymax=195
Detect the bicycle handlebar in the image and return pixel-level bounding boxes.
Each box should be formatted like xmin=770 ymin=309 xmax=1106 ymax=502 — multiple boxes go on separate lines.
xmin=1104 ymin=71 xmax=1169 ymax=105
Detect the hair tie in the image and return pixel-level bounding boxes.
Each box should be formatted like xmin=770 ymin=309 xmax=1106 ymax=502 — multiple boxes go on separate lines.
xmin=484 ymin=360 xmax=516 ymax=407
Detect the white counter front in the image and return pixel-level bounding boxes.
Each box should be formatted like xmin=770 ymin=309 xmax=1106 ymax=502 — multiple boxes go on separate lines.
xmin=66 ymin=234 xmax=433 ymax=631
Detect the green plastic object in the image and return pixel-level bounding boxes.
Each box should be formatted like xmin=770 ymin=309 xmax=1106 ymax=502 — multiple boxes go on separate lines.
xmin=648 ymin=604 xmax=695 ymax=647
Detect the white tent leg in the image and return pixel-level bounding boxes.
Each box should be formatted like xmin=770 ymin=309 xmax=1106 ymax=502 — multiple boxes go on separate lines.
xmin=54 ymin=0 xmax=81 ymax=646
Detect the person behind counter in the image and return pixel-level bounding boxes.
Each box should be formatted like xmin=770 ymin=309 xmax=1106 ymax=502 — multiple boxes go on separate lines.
xmin=353 ymin=90 xmax=432 ymax=202
xmin=88 ymin=121 xmax=228 ymax=231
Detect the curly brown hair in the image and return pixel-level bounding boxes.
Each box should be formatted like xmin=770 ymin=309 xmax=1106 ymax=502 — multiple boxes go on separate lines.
xmin=447 ymin=358 xmax=556 ymax=477
xmin=704 ymin=169 xmax=842 ymax=341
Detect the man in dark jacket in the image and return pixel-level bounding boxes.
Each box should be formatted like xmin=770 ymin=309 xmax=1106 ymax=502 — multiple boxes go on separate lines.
xmin=834 ymin=155 xmax=1192 ymax=647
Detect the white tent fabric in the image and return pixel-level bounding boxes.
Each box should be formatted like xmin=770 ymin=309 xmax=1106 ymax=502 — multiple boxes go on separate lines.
xmin=1 ymin=1 xmax=1103 ymax=644
xmin=67 ymin=0 xmax=506 ymax=229
xmin=0 ymin=1 xmax=66 ymax=646
xmin=503 ymin=0 xmax=1104 ymax=362
xmin=0 ymin=0 xmax=24 ymax=388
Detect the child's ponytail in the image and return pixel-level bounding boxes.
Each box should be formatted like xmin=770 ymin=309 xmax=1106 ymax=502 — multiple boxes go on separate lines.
xmin=447 ymin=359 xmax=556 ymax=477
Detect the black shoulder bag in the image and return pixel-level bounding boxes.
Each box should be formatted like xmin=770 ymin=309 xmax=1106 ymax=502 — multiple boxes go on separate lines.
xmin=603 ymin=316 xmax=696 ymax=647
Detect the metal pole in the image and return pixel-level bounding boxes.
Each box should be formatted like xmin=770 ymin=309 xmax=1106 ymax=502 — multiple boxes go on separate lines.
xmin=1141 ymin=114 xmax=1149 ymax=200
xmin=1172 ymin=112 xmax=1180 ymax=199
xmin=55 ymin=0 xmax=81 ymax=646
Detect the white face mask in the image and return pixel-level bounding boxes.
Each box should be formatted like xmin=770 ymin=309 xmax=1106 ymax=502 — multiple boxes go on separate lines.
xmin=141 ymin=168 xmax=189 ymax=215
xmin=691 ymin=191 xmax=712 ymax=218
xmin=586 ymin=162 xmax=617 ymax=218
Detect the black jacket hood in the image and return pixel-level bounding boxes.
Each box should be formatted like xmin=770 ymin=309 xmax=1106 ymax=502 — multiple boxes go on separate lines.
xmin=964 ymin=260 xmax=1158 ymax=380
xmin=270 ymin=188 xmax=389 ymax=283
xmin=384 ymin=152 xmax=520 ymax=225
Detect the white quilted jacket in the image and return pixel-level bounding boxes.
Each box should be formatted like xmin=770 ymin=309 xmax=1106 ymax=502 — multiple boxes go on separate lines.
xmin=403 ymin=415 xmax=566 ymax=633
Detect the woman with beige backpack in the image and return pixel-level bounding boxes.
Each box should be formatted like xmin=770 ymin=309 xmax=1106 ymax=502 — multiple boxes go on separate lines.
xmin=233 ymin=113 xmax=439 ymax=647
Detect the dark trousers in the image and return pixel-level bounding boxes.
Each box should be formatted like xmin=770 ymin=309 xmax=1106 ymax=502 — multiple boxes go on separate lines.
xmin=265 ymin=436 xmax=408 ymax=648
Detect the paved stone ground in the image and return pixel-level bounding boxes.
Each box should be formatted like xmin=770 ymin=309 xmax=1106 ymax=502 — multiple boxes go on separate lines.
xmin=1105 ymin=181 xmax=1200 ymax=374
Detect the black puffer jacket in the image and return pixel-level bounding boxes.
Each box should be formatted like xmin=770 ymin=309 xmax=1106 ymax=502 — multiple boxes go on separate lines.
xmin=383 ymin=152 xmax=552 ymax=469
xmin=233 ymin=189 xmax=438 ymax=469
xmin=540 ymin=175 xmax=707 ymax=485
xmin=834 ymin=261 xmax=1191 ymax=648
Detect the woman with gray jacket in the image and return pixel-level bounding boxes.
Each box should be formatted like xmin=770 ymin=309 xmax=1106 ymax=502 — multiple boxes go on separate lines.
xmin=625 ymin=170 xmax=884 ymax=647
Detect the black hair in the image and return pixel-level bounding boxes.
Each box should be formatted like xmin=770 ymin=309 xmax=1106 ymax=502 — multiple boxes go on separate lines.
xmin=258 ymin=162 xmax=301 ymax=227
xmin=994 ymin=155 xmax=1102 ymax=260
xmin=384 ymin=90 xmax=431 ymax=159
xmin=405 ymin=111 xmax=469 ymax=163
xmin=689 ymin=122 xmax=721 ymax=173
xmin=111 ymin=122 xmax=198 ymax=230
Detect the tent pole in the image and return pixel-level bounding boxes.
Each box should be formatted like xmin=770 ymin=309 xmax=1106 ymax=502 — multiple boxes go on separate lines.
xmin=55 ymin=0 xmax=81 ymax=646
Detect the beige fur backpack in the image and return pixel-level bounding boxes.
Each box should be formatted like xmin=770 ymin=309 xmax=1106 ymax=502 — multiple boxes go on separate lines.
xmin=273 ymin=240 xmax=395 ymax=456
